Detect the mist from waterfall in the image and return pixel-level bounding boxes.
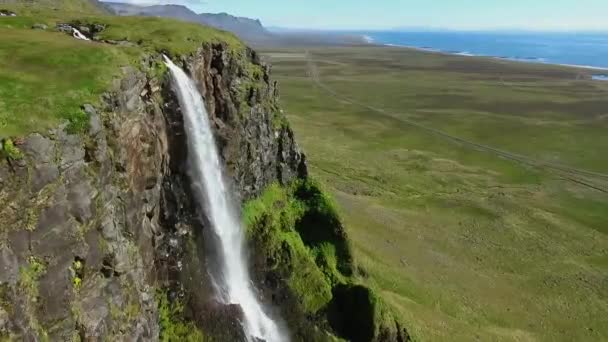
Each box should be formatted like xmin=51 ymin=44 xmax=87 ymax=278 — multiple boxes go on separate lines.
xmin=164 ymin=56 xmax=286 ymax=342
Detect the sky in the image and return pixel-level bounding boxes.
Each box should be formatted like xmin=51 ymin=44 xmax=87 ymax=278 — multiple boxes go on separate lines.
xmin=108 ymin=0 xmax=608 ymax=31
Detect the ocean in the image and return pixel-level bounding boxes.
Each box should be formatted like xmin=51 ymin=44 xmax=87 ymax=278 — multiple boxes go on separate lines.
xmin=360 ymin=31 xmax=608 ymax=73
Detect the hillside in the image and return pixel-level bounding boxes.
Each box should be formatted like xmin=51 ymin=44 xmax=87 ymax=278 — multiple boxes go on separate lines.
xmin=0 ymin=2 xmax=409 ymax=341
xmin=105 ymin=2 xmax=274 ymax=45
xmin=263 ymin=46 xmax=608 ymax=341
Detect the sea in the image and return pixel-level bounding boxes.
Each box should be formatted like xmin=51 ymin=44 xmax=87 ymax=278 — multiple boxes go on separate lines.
xmin=357 ymin=31 xmax=608 ymax=78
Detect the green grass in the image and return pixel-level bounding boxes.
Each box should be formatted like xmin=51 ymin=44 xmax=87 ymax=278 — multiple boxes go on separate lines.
xmin=0 ymin=27 xmax=133 ymax=136
xmin=244 ymin=181 xmax=335 ymax=314
xmin=310 ymin=47 xmax=608 ymax=173
xmin=262 ymin=46 xmax=608 ymax=341
xmin=0 ymin=7 xmax=246 ymax=137
xmin=1 ymin=139 xmax=23 ymax=159
xmin=157 ymin=291 xmax=205 ymax=342
xmin=0 ymin=0 xmax=109 ymax=16
xmin=244 ymin=180 xmax=407 ymax=340
xmin=79 ymin=16 xmax=244 ymax=55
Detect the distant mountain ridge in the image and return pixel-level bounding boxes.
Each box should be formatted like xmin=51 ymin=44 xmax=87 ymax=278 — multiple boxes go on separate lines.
xmin=104 ymin=2 xmax=273 ymax=44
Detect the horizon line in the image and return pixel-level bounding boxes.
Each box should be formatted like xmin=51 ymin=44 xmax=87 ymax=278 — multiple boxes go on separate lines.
xmin=268 ymin=26 xmax=608 ymax=34
xmin=268 ymin=26 xmax=608 ymax=33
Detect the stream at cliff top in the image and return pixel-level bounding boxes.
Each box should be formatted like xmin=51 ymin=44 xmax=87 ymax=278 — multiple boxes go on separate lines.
xmin=164 ymin=56 xmax=286 ymax=342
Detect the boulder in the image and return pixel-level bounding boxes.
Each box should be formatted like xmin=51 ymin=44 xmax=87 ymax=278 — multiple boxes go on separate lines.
xmin=56 ymin=23 xmax=73 ymax=33
xmin=0 ymin=10 xmax=16 ymax=17
xmin=31 ymin=23 xmax=48 ymax=30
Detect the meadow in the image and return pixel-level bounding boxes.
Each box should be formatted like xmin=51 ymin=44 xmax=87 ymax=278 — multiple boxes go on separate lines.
xmin=262 ymin=46 xmax=608 ymax=341
xmin=0 ymin=6 xmax=243 ymax=137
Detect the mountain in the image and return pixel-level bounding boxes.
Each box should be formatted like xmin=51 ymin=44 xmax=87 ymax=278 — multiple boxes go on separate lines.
xmin=104 ymin=2 xmax=273 ymax=44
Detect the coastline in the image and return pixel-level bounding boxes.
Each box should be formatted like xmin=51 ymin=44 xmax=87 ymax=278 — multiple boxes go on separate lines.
xmin=368 ymin=41 xmax=608 ymax=72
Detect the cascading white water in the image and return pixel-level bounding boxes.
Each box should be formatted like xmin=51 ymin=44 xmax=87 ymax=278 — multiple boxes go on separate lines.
xmin=72 ymin=28 xmax=90 ymax=41
xmin=164 ymin=56 xmax=286 ymax=342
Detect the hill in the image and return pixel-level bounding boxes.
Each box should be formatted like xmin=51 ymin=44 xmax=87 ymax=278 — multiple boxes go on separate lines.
xmin=262 ymin=46 xmax=608 ymax=341
xmin=105 ymin=2 xmax=274 ymax=45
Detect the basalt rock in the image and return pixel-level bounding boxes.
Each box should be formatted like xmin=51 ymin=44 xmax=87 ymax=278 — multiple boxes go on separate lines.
xmin=0 ymin=38 xmax=407 ymax=340
xmin=0 ymin=65 xmax=163 ymax=341
xmin=179 ymin=44 xmax=307 ymax=200
xmin=0 ymin=42 xmax=306 ymax=341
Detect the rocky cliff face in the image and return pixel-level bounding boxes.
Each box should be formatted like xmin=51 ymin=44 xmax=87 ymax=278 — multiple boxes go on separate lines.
xmin=0 ymin=40 xmax=408 ymax=341
xmin=0 ymin=41 xmax=305 ymax=341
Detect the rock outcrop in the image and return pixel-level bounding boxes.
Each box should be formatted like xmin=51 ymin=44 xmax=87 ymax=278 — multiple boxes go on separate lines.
xmin=0 ymin=39 xmax=408 ymax=341
xmin=0 ymin=42 xmax=305 ymax=340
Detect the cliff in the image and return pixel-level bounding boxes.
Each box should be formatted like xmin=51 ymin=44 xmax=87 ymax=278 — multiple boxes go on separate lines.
xmin=0 ymin=9 xmax=409 ymax=342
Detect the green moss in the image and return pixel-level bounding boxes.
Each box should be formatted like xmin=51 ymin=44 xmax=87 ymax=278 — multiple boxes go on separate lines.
xmin=244 ymin=180 xmax=406 ymax=340
xmin=70 ymin=259 xmax=84 ymax=290
xmin=19 ymin=256 xmax=47 ymax=299
xmin=24 ymin=207 xmax=38 ymax=232
xmin=312 ymin=242 xmax=341 ymax=285
xmin=109 ymin=302 xmax=121 ymax=322
xmin=271 ymin=110 xmax=289 ymax=130
xmin=243 ymin=180 xmax=356 ymax=314
xmin=235 ymin=62 xmax=267 ymax=119
xmin=150 ymin=59 xmax=169 ymax=79
xmin=156 ymin=291 xmax=205 ymax=342
xmin=16 ymin=257 xmax=50 ymax=340
xmin=125 ymin=302 xmax=141 ymax=322
xmin=0 ymin=283 xmax=11 ymax=314
xmin=66 ymin=109 xmax=89 ymax=135
xmin=1 ymin=139 xmax=23 ymax=160
xmin=244 ymin=182 xmax=333 ymax=313
xmin=292 ymin=179 xmax=354 ymax=278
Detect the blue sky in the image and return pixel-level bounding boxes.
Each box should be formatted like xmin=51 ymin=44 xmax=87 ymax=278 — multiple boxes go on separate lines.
xmin=111 ymin=0 xmax=608 ymax=31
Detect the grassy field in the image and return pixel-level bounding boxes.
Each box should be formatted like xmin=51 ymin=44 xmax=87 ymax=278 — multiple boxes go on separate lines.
xmin=262 ymin=46 xmax=608 ymax=341
xmin=0 ymin=5 xmax=243 ymax=137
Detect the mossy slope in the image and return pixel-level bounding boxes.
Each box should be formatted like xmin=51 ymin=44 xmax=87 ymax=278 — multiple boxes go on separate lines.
xmin=245 ymin=179 xmax=410 ymax=341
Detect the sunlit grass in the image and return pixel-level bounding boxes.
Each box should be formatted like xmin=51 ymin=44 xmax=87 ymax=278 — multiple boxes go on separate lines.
xmin=263 ymin=46 xmax=608 ymax=341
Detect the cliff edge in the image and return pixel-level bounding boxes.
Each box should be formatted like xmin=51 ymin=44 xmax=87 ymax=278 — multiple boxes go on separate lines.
xmin=0 ymin=6 xmax=409 ymax=342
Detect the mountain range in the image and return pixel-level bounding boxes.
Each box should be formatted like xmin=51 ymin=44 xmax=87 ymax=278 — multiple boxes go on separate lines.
xmin=105 ymin=2 xmax=274 ymax=44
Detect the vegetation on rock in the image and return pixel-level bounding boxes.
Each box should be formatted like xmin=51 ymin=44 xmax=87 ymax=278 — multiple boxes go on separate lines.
xmin=0 ymin=2 xmax=410 ymax=340
xmin=157 ymin=291 xmax=205 ymax=342
xmin=266 ymin=45 xmax=608 ymax=341
xmin=0 ymin=139 xmax=23 ymax=160
xmin=244 ymin=179 xmax=409 ymax=340
xmin=19 ymin=257 xmax=46 ymax=299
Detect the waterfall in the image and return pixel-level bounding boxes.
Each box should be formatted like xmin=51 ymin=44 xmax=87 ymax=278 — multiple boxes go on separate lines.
xmin=164 ymin=56 xmax=286 ymax=342
xmin=72 ymin=28 xmax=90 ymax=41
